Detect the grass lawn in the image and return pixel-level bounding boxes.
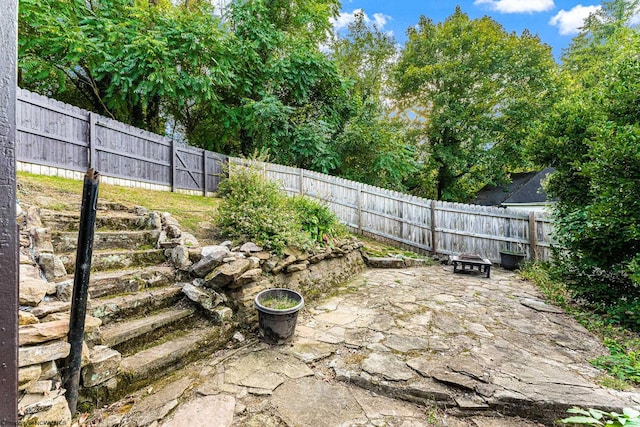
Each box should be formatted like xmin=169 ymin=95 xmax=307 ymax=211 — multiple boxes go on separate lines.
xmin=17 ymin=172 xmax=220 ymax=244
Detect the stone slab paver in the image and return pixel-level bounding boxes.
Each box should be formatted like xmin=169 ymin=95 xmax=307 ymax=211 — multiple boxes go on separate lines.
xmin=90 ymin=265 xmax=640 ymax=427
xmin=160 ymin=395 xmax=235 ymax=427
xmin=306 ymin=266 xmax=640 ymax=424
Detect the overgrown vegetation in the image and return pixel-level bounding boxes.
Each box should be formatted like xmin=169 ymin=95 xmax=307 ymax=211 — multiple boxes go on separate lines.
xmin=215 ymin=163 xmax=345 ymax=253
xmin=521 ymin=262 xmax=640 ymax=389
xmin=530 ymin=0 xmax=640 ymax=332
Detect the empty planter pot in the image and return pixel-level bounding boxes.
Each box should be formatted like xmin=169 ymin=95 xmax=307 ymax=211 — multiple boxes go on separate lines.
xmin=499 ymin=250 xmax=526 ymax=271
xmin=254 ymin=288 xmax=304 ymax=345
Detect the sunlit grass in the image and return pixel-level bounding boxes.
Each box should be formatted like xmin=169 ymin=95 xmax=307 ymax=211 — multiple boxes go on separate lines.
xmin=17 ymin=171 xmax=220 ymax=243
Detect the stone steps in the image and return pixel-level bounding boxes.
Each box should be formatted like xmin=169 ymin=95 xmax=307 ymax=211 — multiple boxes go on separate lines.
xmin=119 ymin=324 xmax=226 ymax=381
xmin=51 ymin=230 xmax=160 ymax=253
xmin=40 ymin=210 xmax=155 ymax=232
xmin=89 ymin=286 xmax=184 ymax=325
xmin=98 ymin=307 xmax=196 ymax=349
xmin=84 ymin=266 xmax=176 ymax=299
xmin=60 ymin=248 xmax=167 ymax=273
xmin=83 ymin=323 xmax=230 ymax=404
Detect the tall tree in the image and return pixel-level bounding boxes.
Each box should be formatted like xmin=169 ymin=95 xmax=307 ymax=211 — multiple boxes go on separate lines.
xmin=531 ymin=3 xmax=640 ymax=318
xmin=19 ymin=0 xmax=232 ymax=135
xmin=329 ymin=11 xmax=417 ymax=190
xmin=562 ymin=0 xmax=640 ymax=78
xmin=394 ymin=7 xmax=560 ymax=201
xmin=330 ymin=10 xmax=397 ymax=103
xmin=214 ymin=0 xmax=350 ymax=172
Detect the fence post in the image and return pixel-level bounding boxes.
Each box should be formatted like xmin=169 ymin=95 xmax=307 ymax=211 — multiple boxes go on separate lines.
xmin=357 ymin=188 xmax=363 ymax=235
xmin=399 ymin=201 xmax=404 ymax=240
xmin=170 ymin=139 xmax=176 ymax=192
xmin=529 ymin=211 xmax=538 ymax=261
xmin=88 ymin=112 xmax=97 ymax=169
xmin=0 ymin=2 xmax=19 ymax=421
xmin=202 ymin=151 xmax=208 ymax=197
xmin=64 ymin=169 xmax=99 ymax=416
xmin=299 ymin=169 xmax=304 ymax=195
xmin=430 ymin=200 xmax=438 ymax=256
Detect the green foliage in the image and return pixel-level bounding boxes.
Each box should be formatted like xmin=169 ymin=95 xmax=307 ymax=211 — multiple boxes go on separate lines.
xmin=519 ymin=262 xmax=569 ymax=306
xmin=592 ymin=339 xmax=640 ymax=385
xmin=394 ymin=6 xmax=560 ymax=201
xmin=560 ymin=407 xmax=640 ymax=426
xmin=216 ymin=165 xmax=304 ymax=253
xmin=220 ymin=0 xmax=350 ymax=171
xmin=215 ymin=164 xmax=343 ymax=253
xmin=290 ymin=196 xmax=344 ymax=243
xmin=330 ymin=10 xmax=397 ymax=104
xmin=19 ymin=0 xmax=232 ymax=134
xmin=334 ymin=101 xmax=417 ymax=190
xmin=531 ymin=24 xmax=640 ymax=314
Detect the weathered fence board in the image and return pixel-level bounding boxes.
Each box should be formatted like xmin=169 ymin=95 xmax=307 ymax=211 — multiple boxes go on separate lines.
xmin=16 ymin=88 xmax=227 ymax=194
xmin=233 ymin=158 xmax=556 ymax=263
xmin=16 ymin=88 xmax=556 ymax=262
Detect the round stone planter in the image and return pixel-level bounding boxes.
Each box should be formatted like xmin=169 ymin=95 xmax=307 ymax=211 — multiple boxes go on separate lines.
xmin=500 ymin=251 xmax=526 ymax=271
xmin=254 ymin=288 xmax=304 ymax=345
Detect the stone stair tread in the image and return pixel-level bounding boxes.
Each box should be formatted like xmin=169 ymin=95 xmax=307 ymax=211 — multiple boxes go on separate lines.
xmin=60 ymin=248 xmax=167 ymax=273
xmin=100 ymin=308 xmax=196 ymax=347
xmin=89 ymin=286 xmax=183 ymax=323
xmin=119 ymin=326 xmax=219 ymax=379
xmin=89 ymin=266 xmax=175 ymax=283
xmin=90 ymin=248 xmax=164 ymax=255
xmin=52 ymin=229 xmax=160 ymax=254
xmin=40 ymin=209 xmax=154 ymax=232
xmin=41 ymin=210 xmax=142 ymax=219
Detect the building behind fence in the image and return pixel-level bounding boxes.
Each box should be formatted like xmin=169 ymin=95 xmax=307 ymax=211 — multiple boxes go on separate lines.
xmin=16 ymin=88 xmax=555 ymax=263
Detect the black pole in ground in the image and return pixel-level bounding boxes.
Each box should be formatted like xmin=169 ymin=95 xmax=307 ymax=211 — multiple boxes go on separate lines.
xmin=64 ymin=168 xmax=100 ymax=416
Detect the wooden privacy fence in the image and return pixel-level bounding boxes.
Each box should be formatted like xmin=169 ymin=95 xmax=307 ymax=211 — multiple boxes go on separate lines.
xmin=233 ymin=159 xmax=555 ymax=263
xmin=16 ymin=88 xmax=227 ymax=195
xmin=16 ymin=87 xmax=555 ymax=263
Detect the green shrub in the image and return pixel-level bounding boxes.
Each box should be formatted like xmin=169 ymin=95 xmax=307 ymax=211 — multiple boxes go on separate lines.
xmin=215 ymin=164 xmax=344 ymax=253
xmin=290 ymin=196 xmax=344 ymax=243
xmin=592 ymin=339 xmax=640 ymax=385
xmin=216 ymin=165 xmax=305 ymax=253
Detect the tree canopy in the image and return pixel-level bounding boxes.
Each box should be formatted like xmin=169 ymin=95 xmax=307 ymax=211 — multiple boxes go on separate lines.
xmin=394 ymin=7 xmax=560 ymax=201
xmin=531 ymin=1 xmax=640 ymax=322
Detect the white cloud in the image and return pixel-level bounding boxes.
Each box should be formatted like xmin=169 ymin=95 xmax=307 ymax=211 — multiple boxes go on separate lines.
xmin=372 ymin=13 xmax=388 ymax=28
xmin=630 ymin=6 xmax=640 ymax=25
xmin=474 ymin=0 xmax=554 ymax=13
xmin=549 ymin=4 xmax=601 ymax=35
xmin=331 ymin=9 xmax=392 ymax=33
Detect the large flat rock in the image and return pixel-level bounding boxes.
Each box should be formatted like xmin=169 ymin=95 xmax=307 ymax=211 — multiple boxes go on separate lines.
xmin=160 ymin=394 xmax=235 ymax=427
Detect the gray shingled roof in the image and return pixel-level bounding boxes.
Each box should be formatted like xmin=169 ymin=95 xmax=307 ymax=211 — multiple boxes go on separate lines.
xmin=474 ymin=167 xmax=555 ymax=206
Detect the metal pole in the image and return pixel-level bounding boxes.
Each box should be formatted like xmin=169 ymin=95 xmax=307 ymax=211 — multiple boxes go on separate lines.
xmin=64 ymin=169 xmax=99 ymax=416
xmin=0 ymin=0 xmax=19 ymax=420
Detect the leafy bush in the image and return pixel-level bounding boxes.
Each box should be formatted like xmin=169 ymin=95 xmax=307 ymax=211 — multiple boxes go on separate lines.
xmin=216 ymin=165 xmax=304 ymax=253
xmin=290 ymin=196 xmax=344 ymax=243
xmin=531 ymin=30 xmax=640 ymax=320
xmin=560 ymin=407 xmax=640 ymax=426
xmin=215 ymin=164 xmax=344 ymax=253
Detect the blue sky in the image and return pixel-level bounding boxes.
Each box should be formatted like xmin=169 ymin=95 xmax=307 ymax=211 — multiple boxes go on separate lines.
xmin=334 ymin=0 xmax=619 ymax=59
